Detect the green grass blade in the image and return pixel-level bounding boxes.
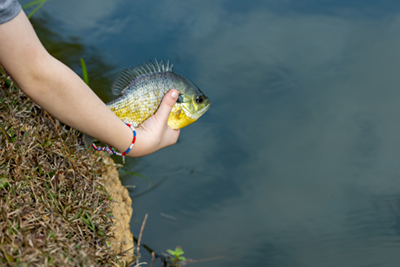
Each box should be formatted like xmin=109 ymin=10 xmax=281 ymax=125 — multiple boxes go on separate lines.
xmin=80 ymin=58 xmax=89 ymax=85
xmin=22 ymin=0 xmax=47 ymax=9
xmin=0 ymin=68 xmax=11 ymax=87
xmin=73 ymin=209 xmax=83 ymax=221
xmin=47 ymin=190 xmax=61 ymax=211
xmin=81 ymin=217 xmax=95 ymax=231
xmin=120 ymin=170 xmax=151 ymax=187
xmin=0 ymin=178 xmax=10 ymax=189
xmin=81 ymin=213 xmax=95 ymax=231
xmin=26 ymin=1 xmax=47 ymax=19
xmin=85 ymin=211 xmax=95 ymax=230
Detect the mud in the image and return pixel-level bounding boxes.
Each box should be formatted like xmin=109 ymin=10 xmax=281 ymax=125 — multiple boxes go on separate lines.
xmin=101 ymin=157 xmax=135 ymax=264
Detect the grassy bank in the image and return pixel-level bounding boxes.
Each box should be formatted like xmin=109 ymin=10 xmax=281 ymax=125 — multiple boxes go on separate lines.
xmin=0 ymin=70 xmax=132 ymax=266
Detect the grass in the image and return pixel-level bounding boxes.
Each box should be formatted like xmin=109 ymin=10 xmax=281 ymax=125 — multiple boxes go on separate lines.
xmin=22 ymin=0 xmax=51 ymax=19
xmin=80 ymin=58 xmax=89 ymax=86
xmin=0 ymin=69 xmax=132 ymax=266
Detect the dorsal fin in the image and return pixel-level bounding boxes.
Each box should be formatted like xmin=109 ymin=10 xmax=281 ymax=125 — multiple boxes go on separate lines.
xmin=111 ymin=59 xmax=174 ymax=95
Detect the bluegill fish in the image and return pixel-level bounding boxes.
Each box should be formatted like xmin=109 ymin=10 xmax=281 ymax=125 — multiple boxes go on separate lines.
xmin=107 ymin=59 xmax=211 ymax=129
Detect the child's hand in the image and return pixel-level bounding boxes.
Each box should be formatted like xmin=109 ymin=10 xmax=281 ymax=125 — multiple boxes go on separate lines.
xmin=128 ymin=89 xmax=180 ymax=157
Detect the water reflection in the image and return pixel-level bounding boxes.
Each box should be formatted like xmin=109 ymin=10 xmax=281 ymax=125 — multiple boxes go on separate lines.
xmin=30 ymin=13 xmax=117 ymax=101
xmin=21 ymin=0 xmax=400 ymax=266
xmin=125 ymin=4 xmax=400 ymax=266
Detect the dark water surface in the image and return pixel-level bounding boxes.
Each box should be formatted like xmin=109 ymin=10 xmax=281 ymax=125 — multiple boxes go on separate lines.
xmin=23 ymin=0 xmax=400 ymax=266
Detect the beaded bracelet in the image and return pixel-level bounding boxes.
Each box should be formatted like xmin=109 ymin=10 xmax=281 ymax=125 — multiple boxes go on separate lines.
xmin=91 ymin=123 xmax=136 ymax=156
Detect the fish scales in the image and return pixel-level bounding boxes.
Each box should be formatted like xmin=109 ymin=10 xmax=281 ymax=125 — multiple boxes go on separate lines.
xmin=108 ymin=72 xmax=177 ymax=126
xmin=106 ymin=60 xmax=211 ymax=130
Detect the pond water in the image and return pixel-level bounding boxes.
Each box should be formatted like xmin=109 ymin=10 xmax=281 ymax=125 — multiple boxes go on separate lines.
xmin=22 ymin=0 xmax=400 ymax=266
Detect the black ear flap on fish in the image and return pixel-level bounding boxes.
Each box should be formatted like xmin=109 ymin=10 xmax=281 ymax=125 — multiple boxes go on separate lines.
xmin=177 ymin=94 xmax=184 ymax=103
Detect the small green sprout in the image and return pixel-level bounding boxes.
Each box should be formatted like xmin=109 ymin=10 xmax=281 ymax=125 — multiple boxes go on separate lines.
xmin=167 ymin=246 xmax=186 ymax=266
xmin=0 ymin=178 xmax=10 ymax=189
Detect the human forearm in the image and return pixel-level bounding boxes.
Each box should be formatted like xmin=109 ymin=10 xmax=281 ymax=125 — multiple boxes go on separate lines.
xmin=0 ymin=11 xmax=133 ymax=155
xmin=19 ymin=53 xmax=134 ymax=153
xmin=0 ymin=11 xmax=180 ymax=157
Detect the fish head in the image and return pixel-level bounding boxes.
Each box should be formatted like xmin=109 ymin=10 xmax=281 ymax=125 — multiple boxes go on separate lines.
xmin=167 ymin=77 xmax=211 ymax=129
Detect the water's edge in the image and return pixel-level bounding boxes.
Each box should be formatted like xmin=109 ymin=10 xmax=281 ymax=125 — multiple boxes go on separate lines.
xmin=101 ymin=157 xmax=135 ymax=264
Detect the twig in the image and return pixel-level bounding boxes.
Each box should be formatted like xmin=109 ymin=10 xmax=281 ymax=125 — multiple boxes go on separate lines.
xmin=150 ymin=251 xmax=155 ymax=267
xmin=136 ymin=214 xmax=148 ymax=265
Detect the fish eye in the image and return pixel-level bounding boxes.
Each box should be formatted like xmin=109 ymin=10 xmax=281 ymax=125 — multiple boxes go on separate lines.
xmin=196 ymin=95 xmax=204 ymax=104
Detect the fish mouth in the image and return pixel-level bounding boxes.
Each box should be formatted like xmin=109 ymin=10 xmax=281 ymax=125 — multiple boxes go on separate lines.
xmin=186 ymin=100 xmax=212 ymax=120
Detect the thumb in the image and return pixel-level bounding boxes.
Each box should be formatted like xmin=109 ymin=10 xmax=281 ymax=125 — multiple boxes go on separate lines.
xmin=155 ymin=89 xmax=179 ymax=123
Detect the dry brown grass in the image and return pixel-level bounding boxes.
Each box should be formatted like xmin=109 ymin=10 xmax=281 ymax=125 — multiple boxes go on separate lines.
xmin=0 ymin=70 xmax=128 ymax=266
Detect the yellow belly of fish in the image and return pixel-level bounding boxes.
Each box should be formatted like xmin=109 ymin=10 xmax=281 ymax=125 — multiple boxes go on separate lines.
xmin=110 ymin=105 xmax=148 ymax=126
xmin=110 ymin=104 xmax=196 ymax=129
xmin=167 ymin=105 xmax=197 ymax=129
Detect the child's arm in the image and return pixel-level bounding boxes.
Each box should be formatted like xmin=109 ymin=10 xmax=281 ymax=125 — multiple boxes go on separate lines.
xmin=0 ymin=10 xmax=180 ymax=157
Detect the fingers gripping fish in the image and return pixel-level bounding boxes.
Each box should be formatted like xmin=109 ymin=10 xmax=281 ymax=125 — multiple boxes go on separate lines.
xmin=107 ymin=59 xmax=211 ymax=129
xmin=84 ymin=59 xmax=211 ymax=145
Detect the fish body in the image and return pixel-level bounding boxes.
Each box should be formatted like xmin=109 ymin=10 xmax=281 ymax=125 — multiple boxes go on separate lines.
xmin=107 ymin=60 xmax=211 ymax=129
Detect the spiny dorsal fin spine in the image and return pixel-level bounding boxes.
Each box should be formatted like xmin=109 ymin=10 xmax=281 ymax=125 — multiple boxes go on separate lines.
xmin=111 ymin=59 xmax=174 ymax=96
xmin=155 ymin=59 xmax=161 ymax=72
xmin=165 ymin=60 xmax=173 ymax=72
xmin=160 ymin=59 xmax=165 ymax=72
xmin=148 ymin=60 xmax=156 ymax=72
xmin=144 ymin=62 xmax=153 ymax=73
xmin=111 ymin=67 xmax=135 ymax=95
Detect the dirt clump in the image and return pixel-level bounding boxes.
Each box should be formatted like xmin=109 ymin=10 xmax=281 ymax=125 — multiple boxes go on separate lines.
xmin=101 ymin=156 xmax=134 ymax=263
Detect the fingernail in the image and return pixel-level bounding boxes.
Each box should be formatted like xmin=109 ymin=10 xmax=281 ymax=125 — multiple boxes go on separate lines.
xmin=171 ymin=91 xmax=178 ymax=99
